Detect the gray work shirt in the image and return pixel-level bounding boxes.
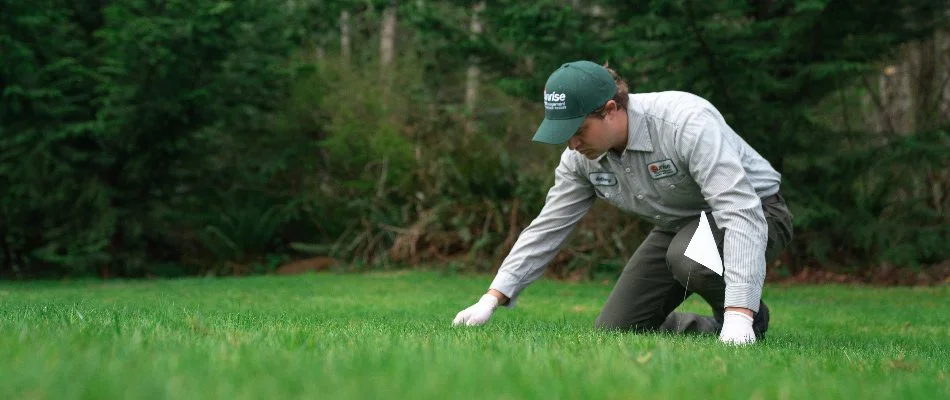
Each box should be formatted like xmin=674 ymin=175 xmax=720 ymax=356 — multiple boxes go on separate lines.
xmin=490 ymin=91 xmax=782 ymax=311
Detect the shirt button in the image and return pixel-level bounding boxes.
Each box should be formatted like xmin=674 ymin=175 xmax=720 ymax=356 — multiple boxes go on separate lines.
xmin=604 ymin=193 xmax=610 ymax=198
xmin=625 ymin=168 xmax=631 ymax=173
xmin=654 ymin=215 xmax=662 ymax=220
xmin=669 ymin=184 xmax=677 ymax=189
xmin=636 ymin=194 xmax=644 ymax=200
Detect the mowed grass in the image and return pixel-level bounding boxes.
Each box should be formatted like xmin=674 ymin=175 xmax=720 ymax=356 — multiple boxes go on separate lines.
xmin=1 ymin=271 xmax=948 ymax=400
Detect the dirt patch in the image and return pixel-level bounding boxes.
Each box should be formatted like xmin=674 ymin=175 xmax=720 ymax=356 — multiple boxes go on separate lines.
xmin=767 ymin=261 xmax=950 ymax=286
xmin=274 ymin=257 xmax=338 ymax=275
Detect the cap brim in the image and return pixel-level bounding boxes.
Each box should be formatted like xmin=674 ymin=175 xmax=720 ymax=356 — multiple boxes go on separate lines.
xmin=531 ymin=116 xmax=585 ymax=144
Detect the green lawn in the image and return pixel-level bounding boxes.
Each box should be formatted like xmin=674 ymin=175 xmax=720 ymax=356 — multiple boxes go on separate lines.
xmin=2 ymin=271 xmax=948 ymax=399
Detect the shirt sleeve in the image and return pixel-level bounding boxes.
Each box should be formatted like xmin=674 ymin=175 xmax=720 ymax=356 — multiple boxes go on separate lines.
xmin=678 ymin=108 xmax=769 ymax=312
xmin=489 ymin=149 xmax=595 ymax=307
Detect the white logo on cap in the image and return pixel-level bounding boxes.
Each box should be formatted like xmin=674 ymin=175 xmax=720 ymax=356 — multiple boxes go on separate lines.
xmin=544 ymin=90 xmax=567 ymax=110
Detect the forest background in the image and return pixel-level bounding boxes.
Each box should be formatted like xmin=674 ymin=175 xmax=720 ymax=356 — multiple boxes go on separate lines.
xmin=2 ymin=0 xmax=949 ymax=284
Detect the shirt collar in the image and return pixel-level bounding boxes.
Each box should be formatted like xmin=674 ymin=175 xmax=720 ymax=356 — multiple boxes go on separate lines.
xmin=624 ymin=98 xmax=653 ymax=153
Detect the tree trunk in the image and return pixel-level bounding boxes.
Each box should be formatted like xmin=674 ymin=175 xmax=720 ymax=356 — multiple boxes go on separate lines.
xmin=380 ymin=1 xmax=397 ymax=68
xmin=464 ymin=1 xmax=485 ymax=138
xmin=932 ymin=29 xmax=950 ymax=125
xmin=912 ymin=35 xmax=935 ymax=133
xmin=892 ymin=45 xmax=915 ymax=135
xmin=340 ymin=10 xmax=351 ymax=65
xmin=865 ymin=29 xmax=950 ymax=135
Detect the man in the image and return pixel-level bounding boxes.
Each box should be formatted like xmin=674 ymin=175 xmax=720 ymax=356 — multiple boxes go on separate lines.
xmin=451 ymin=60 xmax=793 ymax=345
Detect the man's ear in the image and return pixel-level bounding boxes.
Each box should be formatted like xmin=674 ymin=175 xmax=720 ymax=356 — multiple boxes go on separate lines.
xmin=603 ymin=100 xmax=619 ymax=118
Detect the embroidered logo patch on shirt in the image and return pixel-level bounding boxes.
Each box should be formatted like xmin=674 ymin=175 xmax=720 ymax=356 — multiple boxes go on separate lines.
xmin=589 ymin=172 xmax=618 ymax=186
xmin=647 ymin=159 xmax=678 ymax=180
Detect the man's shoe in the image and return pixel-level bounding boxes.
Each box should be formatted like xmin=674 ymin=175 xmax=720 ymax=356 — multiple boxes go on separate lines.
xmin=753 ymin=301 xmax=769 ymax=339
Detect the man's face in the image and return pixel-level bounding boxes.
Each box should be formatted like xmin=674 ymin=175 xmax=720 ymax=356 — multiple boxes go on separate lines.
xmin=567 ymin=117 xmax=612 ymax=159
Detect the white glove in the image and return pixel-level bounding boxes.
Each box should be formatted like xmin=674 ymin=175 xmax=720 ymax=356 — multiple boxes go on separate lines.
xmin=719 ymin=310 xmax=756 ymax=345
xmin=452 ymin=294 xmax=499 ymax=326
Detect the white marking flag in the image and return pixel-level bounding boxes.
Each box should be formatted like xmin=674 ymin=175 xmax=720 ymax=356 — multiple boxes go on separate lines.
xmin=684 ymin=212 xmax=723 ymax=276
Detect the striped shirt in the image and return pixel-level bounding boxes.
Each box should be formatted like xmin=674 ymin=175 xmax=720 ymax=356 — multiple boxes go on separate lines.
xmin=490 ymin=91 xmax=782 ymax=311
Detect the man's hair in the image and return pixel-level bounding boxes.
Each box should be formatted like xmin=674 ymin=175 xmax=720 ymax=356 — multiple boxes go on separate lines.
xmin=588 ymin=61 xmax=629 ymax=118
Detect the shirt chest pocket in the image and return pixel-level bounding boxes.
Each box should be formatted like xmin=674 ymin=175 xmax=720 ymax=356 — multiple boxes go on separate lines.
xmin=652 ymin=171 xmax=702 ymax=203
xmin=653 ymin=171 xmax=690 ymax=190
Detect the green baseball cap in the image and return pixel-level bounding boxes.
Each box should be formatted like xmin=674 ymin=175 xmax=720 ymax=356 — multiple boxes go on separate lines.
xmin=532 ymin=60 xmax=617 ymax=144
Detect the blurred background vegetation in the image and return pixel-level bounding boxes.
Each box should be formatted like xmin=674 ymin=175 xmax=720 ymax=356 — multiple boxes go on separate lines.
xmin=2 ymin=0 xmax=948 ymax=282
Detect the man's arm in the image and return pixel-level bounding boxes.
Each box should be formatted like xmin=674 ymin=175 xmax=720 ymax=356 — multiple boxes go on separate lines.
xmin=488 ymin=149 xmax=596 ymax=306
xmin=679 ymin=109 xmax=769 ymax=315
xmin=452 ymin=150 xmax=594 ymax=326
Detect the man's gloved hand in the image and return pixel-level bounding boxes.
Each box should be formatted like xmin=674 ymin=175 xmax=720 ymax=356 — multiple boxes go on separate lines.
xmin=719 ymin=310 xmax=756 ymax=345
xmin=452 ymin=294 xmax=499 ymax=326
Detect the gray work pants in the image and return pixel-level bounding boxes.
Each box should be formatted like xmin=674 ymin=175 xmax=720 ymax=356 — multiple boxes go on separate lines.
xmin=594 ymin=194 xmax=793 ymax=335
